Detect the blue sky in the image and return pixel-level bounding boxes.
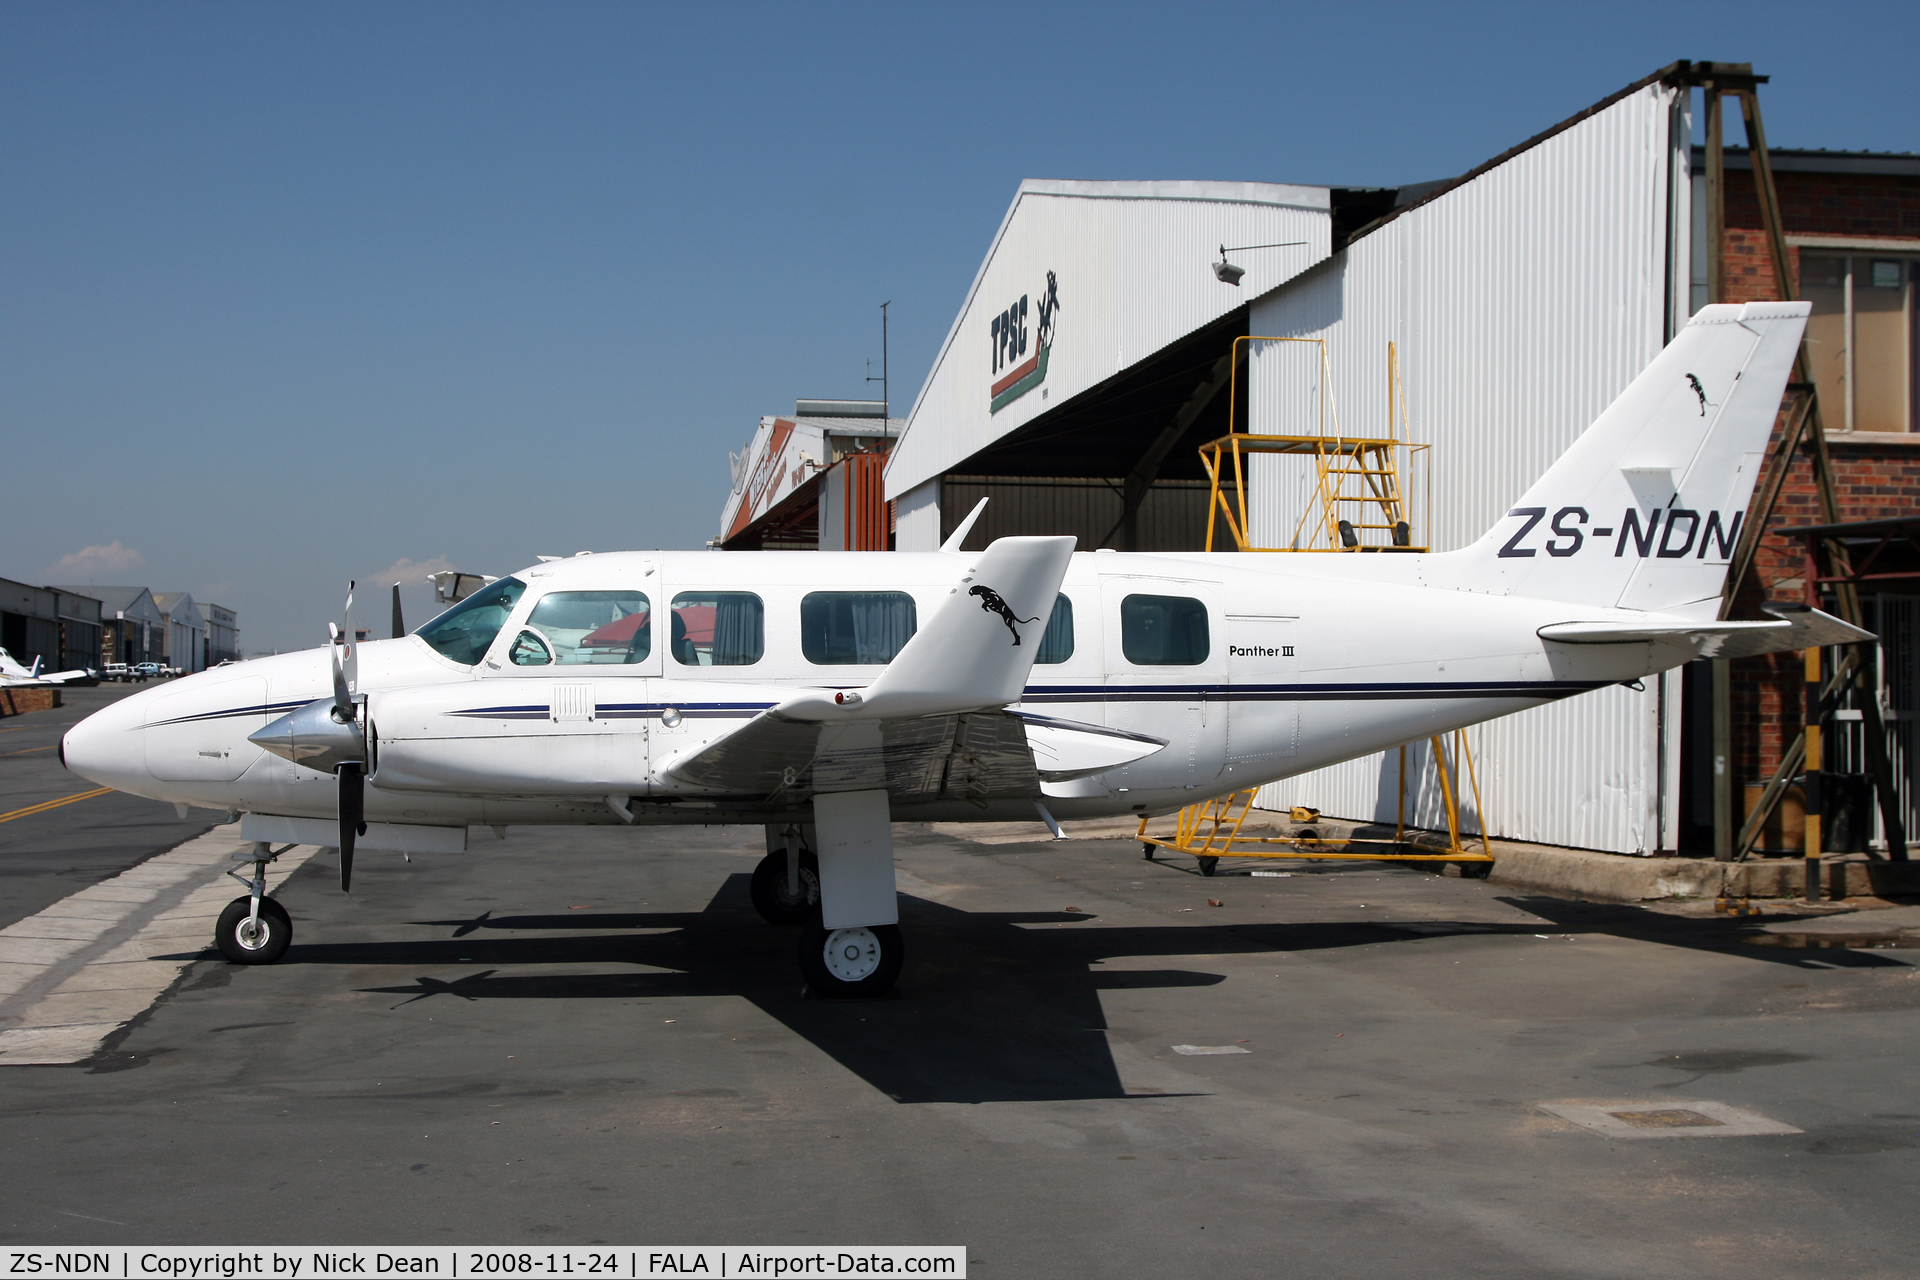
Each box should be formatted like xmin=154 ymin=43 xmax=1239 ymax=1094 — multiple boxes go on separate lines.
xmin=4 ymin=1 xmax=1916 ymax=653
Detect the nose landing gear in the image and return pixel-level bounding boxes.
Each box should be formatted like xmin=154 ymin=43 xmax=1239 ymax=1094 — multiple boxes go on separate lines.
xmin=216 ymin=841 xmax=295 ymax=965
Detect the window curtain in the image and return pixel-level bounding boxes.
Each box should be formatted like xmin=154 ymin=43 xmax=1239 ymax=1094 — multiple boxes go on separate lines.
xmin=711 ymin=594 xmax=763 ymax=665
xmin=847 ymin=593 xmax=915 ymax=664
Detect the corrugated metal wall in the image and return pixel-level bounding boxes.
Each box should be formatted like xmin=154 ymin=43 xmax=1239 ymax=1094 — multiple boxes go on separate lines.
xmin=1245 ymin=83 xmax=1687 ymax=854
xmin=940 ymin=476 xmax=1210 ymax=553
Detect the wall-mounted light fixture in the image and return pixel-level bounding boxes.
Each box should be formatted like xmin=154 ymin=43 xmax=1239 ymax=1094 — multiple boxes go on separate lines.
xmin=1212 ymin=241 xmax=1310 ymax=286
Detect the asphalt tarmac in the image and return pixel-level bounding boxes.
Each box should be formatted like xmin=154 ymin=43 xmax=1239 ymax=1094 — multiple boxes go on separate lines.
xmin=1 ymin=696 xmax=1917 ymax=1276
xmin=0 ymin=684 xmax=210 ymax=928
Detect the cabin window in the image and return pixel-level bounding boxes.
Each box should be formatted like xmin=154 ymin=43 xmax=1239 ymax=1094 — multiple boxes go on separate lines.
xmin=671 ymin=592 xmax=764 ymax=666
xmin=1034 ymin=595 xmax=1074 ymax=664
xmin=801 ymin=591 xmax=918 ymax=664
xmin=417 ymin=577 xmax=527 ymax=666
xmin=1121 ymin=594 xmax=1209 ymax=666
xmin=520 ymin=591 xmax=652 ymax=664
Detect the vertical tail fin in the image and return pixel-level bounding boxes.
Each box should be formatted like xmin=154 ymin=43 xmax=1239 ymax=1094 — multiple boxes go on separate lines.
xmin=1447 ymin=301 xmax=1808 ymax=616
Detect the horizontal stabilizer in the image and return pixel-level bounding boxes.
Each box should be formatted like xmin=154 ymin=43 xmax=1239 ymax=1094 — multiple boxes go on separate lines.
xmin=1539 ymin=607 xmax=1872 ymax=659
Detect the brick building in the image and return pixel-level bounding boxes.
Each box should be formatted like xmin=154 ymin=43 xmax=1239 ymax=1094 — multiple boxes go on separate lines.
xmin=1694 ymin=147 xmax=1920 ymax=852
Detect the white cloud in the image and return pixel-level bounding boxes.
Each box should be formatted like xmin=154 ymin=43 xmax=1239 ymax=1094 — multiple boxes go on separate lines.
xmin=363 ymin=554 xmax=459 ymax=587
xmin=44 ymin=540 xmax=147 ymax=582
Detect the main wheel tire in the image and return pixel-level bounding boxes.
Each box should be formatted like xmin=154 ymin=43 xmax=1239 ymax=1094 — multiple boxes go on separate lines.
xmin=750 ymin=850 xmax=821 ymax=925
xmin=797 ymin=920 xmax=903 ymax=999
xmin=1197 ymin=856 xmax=1220 ymax=877
xmin=215 ymin=895 xmax=292 ymax=965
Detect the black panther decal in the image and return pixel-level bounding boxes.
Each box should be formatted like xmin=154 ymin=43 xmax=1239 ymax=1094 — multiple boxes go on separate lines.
xmin=969 ymin=585 xmax=1039 ymax=646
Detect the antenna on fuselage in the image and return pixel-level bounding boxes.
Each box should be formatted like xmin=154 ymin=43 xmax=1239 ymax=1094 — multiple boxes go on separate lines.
xmin=940 ymin=497 xmax=990 ymax=553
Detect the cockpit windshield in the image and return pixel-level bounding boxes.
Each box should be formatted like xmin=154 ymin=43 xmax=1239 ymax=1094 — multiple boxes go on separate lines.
xmin=416 ymin=577 xmax=527 ymax=666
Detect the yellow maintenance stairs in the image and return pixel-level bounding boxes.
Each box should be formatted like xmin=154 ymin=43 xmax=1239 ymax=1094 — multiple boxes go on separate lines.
xmin=1143 ymin=339 xmax=1492 ymax=874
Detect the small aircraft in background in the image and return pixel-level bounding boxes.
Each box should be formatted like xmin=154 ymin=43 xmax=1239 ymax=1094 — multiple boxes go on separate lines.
xmin=61 ymin=301 xmax=1858 ymax=997
xmin=0 ymin=647 xmax=97 ymax=688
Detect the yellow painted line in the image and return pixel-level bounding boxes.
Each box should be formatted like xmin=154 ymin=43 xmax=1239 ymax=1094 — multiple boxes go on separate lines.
xmin=0 ymin=745 xmax=57 ymax=757
xmin=0 ymin=787 xmax=114 ymax=824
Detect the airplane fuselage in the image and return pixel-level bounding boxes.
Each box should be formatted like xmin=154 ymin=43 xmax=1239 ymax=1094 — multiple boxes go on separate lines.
xmin=66 ymin=547 xmax=1681 ymax=832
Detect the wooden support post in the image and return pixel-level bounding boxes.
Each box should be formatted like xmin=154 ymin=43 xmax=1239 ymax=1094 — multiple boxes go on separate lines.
xmin=1804 ymin=645 xmax=1824 ymax=901
xmin=1705 ymin=86 xmax=1724 ymax=306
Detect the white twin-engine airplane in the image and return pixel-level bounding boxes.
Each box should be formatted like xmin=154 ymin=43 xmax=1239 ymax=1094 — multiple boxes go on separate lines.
xmin=61 ymin=301 xmax=1863 ymax=996
xmin=0 ymin=648 xmax=95 ymax=688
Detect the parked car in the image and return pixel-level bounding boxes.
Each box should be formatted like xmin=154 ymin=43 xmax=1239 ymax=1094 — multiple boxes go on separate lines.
xmin=102 ymin=662 xmax=134 ymax=682
xmin=133 ymin=662 xmax=166 ymax=679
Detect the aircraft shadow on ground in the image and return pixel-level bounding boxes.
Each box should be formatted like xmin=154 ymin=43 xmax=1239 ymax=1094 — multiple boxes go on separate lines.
xmin=254 ymin=875 xmax=1911 ymax=1106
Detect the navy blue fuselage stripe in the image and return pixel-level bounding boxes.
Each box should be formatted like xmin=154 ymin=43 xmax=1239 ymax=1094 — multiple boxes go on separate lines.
xmin=145 ymin=698 xmax=313 ymax=728
xmin=154 ymin=680 xmax=1611 ymax=729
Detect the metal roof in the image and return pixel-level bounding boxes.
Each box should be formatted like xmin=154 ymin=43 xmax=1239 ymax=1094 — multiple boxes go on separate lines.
xmin=1695 ymin=146 xmax=1920 ymax=177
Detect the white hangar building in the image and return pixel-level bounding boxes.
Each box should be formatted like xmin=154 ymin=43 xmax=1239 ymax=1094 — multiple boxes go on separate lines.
xmin=882 ymin=65 xmax=1702 ymax=855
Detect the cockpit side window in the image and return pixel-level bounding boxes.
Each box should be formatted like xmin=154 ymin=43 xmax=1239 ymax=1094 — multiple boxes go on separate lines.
xmin=416 ymin=577 xmax=527 ymax=666
xmin=522 ymin=591 xmax=652 ymax=664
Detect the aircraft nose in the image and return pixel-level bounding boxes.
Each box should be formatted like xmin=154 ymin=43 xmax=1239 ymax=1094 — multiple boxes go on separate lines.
xmin=60 ymin=700 xmax=148 ymax=792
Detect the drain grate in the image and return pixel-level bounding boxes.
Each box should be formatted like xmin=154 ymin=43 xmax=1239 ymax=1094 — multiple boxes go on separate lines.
xmin=1538 ymin=1100 xmax=1801 ymax=1139
xmin=1605 ymin=1108 xmax=1723 ymax=1129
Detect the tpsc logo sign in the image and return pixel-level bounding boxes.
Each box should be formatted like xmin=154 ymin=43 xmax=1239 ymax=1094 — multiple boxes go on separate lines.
xmin=989 ymin=270 xmax=1059 ymax=414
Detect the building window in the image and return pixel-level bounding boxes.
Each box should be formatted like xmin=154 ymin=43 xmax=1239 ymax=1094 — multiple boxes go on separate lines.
xmin=1802 ymin=253 xmax=1914 ymax=433
xmin=1120 ymin=594 xmax=1210 ymax=666
xmin=670 ymin=592 xmax=764 ymax=666
xmin=801 ymin=592 xmax=917 ymax=664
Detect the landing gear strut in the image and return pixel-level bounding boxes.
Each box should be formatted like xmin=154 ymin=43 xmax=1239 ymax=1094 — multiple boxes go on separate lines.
xmin=216 ymin=841 xmax=293 ymax=964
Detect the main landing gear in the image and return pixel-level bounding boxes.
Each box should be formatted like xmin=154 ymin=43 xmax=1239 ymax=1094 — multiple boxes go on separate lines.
xmin=797 ymin=920 xmax=904 ymax=998
xmin=216 ymin=841 xmax=294 ymax=964
xmin=749 ymin=847 xmax=820 ymax=926
xmin=754 ymin=814 xmax=904 ymax=999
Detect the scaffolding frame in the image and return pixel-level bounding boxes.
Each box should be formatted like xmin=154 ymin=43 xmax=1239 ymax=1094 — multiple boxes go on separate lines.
xmin=1138 ymin=733 xmax=1493 ymax=873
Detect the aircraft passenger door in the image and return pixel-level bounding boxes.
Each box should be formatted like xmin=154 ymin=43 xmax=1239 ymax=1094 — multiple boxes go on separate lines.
xmin=1223 ymin=614 xmax=1299 ymax=786
xmin=1100 ymin=578 xmax=1226 ymax=794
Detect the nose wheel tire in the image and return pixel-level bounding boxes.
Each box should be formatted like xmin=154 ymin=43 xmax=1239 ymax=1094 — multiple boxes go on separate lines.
xmin=1197 ymin=856 xmax=1220 ymax=877
xmin=749 ymin=850 xmax=821 ymax=925
xmin=215 ymin=895 xmax=292 ymax=965
xmin=797 ymin=920 xmax=903 ymax=998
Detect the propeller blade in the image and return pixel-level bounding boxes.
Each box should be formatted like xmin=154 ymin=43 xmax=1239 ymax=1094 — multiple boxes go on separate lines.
xmin=328 ymin=623 xmax=352 ymax=716
xmin=391 ymin=584 xmax=405 ymax=639
xmin=342 ymin=581 xmax=359 ymax=699
xmin=338 ymin=762 xmax=365 ymax=892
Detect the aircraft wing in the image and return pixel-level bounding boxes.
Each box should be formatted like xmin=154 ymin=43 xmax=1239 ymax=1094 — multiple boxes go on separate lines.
xmin=1538 ymin=606 xmax=1872 ymax=659
xmin=657 ymin=535 xmax=1083 ymax=803
xmin=658 ymin=708 xmax=1042 ymax=803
